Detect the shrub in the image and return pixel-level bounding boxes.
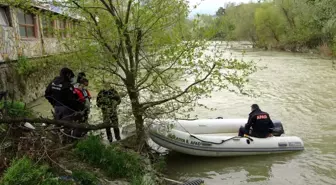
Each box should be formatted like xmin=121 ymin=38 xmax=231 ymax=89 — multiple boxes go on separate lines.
xmin=0 ymin=157 xmax=69 ymax=185
xmin=0 ymin=157 xmax=101 ymax=185
xmin=0 ymin=101 xmax=33 ymax=118
xmin=72 ymin=170 xmax=99 ymax=185
xmin=75 ymin=135 xmax=145 ymax=179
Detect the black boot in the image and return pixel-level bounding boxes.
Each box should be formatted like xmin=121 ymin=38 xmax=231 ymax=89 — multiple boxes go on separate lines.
xmin=113 ymin=127 xmax=121 ymax=141
xmin=106 ymin=127 xmax=113 ymax=142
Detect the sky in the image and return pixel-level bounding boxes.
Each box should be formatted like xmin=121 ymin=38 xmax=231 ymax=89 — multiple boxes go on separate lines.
xmin=188 ymin=0 xmax=257 ymax=17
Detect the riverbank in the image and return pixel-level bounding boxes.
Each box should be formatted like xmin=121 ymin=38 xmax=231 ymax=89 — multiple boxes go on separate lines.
xmin=223 ymin=40 xmax=335 ymax=60
xmin=0 ymin=95 xmax=163 ymax=185
xmin=0 ymin=135 xmax=161 ymax=185
xmin=257 ymin=44 xmax=335 ymax=59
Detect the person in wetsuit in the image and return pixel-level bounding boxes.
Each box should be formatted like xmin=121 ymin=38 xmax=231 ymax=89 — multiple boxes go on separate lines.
xmin=238 ymin=104 xmax=274 ymax=138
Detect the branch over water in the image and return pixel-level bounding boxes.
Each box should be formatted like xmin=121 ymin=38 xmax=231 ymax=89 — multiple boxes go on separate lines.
xmin=0 ymin=118 xmax=114 ymax=130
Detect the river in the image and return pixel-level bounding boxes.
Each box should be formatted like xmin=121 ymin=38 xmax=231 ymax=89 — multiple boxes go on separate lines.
xmin=29 ymin=44 xmax=336 ymax=185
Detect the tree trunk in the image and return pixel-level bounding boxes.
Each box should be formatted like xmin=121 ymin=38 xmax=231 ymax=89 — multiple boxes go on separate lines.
xmin=130 ymin=95 xmax=145 ymax=145
xmin=126 ymin=78 xmax=145 ymax=145
xmin=134 ymin=109 xmax=145 ymax=143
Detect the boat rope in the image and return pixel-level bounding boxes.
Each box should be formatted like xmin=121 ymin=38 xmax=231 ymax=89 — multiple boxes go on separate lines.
xmin=45 ymin=96 xmax=78 ymax=112
xmin=42 ymin=96 xmax=88 ymax=122
xmin=175 ymin=119 xmax=253 ymax=145
xmin=190 ymin=134 xmax=253 ymax=145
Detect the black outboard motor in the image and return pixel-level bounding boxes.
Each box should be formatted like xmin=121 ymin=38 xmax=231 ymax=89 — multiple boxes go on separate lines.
xmin=272 ymin=120 xmax=285 ymax=136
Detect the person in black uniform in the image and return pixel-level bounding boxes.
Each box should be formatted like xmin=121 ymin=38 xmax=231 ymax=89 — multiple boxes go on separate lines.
xmin=238 ymin=104 xmax=274 ymax=138
xmin=45 ymin=68 xmax=85 ymax=142
xmin=45 ymin=67 xmax=84 ymax=120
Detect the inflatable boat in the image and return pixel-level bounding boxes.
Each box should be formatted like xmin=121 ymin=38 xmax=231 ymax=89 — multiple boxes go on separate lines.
xmin=148 ymin=118 xmax=304 ymax=157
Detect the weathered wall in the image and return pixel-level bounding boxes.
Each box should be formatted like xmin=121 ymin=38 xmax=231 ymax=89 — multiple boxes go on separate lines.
xmin=0 ymin=54 xmax=79 ymax=103
xmin=0 ymin=6 xmax=72 ymax=62
xmin=0 ymin=5 xmax=81 ymax=103
xmin=0 ymin=25 xmax=18 ymax=61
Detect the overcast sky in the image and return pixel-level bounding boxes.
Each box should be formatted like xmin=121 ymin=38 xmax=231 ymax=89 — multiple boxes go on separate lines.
xmin=188 ymin=0 xmax=257 ymax=17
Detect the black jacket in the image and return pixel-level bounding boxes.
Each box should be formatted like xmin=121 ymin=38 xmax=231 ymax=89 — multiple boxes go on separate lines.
xmin=45 ymin=76 xmax=84 ymax=111
xmin=244 ymin=109 xmax=274 ymax=138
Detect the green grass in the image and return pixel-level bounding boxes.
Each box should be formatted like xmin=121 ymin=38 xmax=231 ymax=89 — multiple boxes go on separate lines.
xmin=74 ymin=135 xmax=146 ymax=181
xmin=0 ymin=157 xmax=70 ymax=185
xmin=0 ymin=157 xmax=100 ymax=185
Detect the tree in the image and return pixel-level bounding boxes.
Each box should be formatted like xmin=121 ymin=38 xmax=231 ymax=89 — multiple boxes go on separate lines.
xmin=254 ymin=3 xmax=286 ymax=48
xmin=4 ymin=0 xmax=257 ymax=147
xmin=215 ymin=7 xmax=225 ymax=16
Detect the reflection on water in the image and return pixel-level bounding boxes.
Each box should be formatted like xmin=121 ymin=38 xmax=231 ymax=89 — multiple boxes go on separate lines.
xmin=165 ymin=151 xmax=303 ymax=184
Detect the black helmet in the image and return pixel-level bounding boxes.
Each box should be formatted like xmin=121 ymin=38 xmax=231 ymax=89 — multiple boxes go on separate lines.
xmin=251 ymin=104 xmax=260 ymax=110
xmin=60 ymin=67 xmax=74 ymax=80
xmin=77 ymin=72 xmax=86 ymax=83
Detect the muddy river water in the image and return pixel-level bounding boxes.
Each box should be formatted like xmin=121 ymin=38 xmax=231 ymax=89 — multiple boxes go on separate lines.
xmin=30 ymin=45 xmax=336 ymax=185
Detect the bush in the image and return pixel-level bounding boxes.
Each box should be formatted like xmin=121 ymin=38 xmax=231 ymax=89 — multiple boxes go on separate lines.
xmin=0 ymin=157 xmax=70 ymax=185
xmin=0 ymin=157 xmax=101 ymax=185
xmin=72 ymin=170 xmax=99 ymax=185
xmin=152 ymin=156 xmax=166 ymax=174
xmin=74 ymin=135 xmax=145 ymax=180
xmin=0 ymin=101 xmax=33 ymax=118
xmin=130 ymin=176 xmax=147 ymax=185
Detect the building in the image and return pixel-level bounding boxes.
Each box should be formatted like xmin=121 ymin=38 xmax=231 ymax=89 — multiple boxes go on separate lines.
xmin=0 ymin=3 xmax=79 ymax=62
xmin=0 ymin=3 xmax=83 ymax=103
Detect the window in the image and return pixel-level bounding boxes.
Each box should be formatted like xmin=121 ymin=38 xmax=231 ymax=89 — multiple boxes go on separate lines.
xmin=17 ymin=10 xmax=36 ymax=38
xmin=73 ymin=20 xmax=80 ymax=36
xmin=58 ymin=19 xmax=66 ymax=38
xmin=0 ymin=6 xmax=10 ymax=26
xmin=67 ymin=21 xmax=73 ymax=37
xmin=42 ymin=16 xmax=54 ymax=38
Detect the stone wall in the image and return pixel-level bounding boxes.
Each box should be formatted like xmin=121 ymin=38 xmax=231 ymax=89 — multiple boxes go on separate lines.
xmin=0 ymin=5 xmax=81 ymax=103
xmin=0 ymin=5 xmax=75 ymax=62
xmin=0 ymin=54 xmax=78 ymax=103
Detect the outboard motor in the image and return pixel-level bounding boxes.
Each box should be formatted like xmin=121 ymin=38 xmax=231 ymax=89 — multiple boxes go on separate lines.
xmin=272 ymin=120 xmax=285 ymax=136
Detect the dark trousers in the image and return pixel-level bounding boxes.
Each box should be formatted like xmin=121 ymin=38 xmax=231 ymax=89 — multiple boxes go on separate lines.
xmin=238 ymin=126 xmax=268 ymax=138
xmin=238 ymin=126 xmax=246 ymax=137
xmin=102 ymin=108 xmax=120 ymax=143
xmin=106 ymin=127 xmax=121 ymax=142
xmin=54 ymin=106 xmax=86 ymax=142
xmin=54 ymin=106 xmax=75 ymax=143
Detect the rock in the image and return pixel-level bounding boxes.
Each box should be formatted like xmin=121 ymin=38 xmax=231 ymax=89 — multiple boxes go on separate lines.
xmin=23 ymin=122 xmax=36 ymax=130
xmin=104 ymin=180 xmax=130 ymax=185
xmin=64 ymin=169 xmax=72 ymax=174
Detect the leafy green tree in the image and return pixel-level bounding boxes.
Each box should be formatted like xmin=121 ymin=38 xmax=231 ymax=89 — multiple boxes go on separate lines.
xmin=215 ymin=7 xmax=225 ymax=16
xmin=3 ymin=0 xmax=257 ymax=146
xmin=254 ymin=3 xmax=286 ymax=48
xmin=210 ymin=0 xmax=336 ymax=52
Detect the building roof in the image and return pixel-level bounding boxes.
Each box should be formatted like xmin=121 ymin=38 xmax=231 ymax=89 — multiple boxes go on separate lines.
xmin=34 ymin=3 xmax=83 ymax=20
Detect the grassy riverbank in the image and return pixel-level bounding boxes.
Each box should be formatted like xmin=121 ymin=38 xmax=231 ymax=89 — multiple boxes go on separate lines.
xmin=0 ymin=100 xmax=161 ymax=185
xmin=0 ymin=135 xmax=160 ymax=185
